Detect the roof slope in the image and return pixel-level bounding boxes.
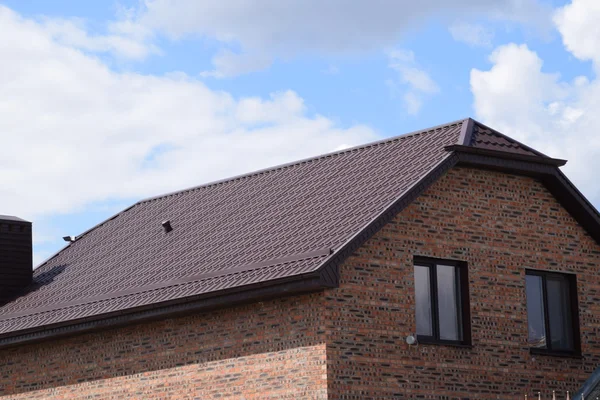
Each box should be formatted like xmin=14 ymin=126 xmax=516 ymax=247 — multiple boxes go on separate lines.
xmin=466 ymin=122 xmax=548 ymax=157
xmin=0 ymin=118 xmax=552 ymax=337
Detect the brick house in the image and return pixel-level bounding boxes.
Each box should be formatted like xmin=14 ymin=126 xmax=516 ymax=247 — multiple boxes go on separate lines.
xmin=1 ymin=118 xmax=600 ymax=399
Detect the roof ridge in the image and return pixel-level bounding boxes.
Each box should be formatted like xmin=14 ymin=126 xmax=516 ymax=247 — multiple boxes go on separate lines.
xmin=136 ymin=117 xmax=468 ymax=204
xmin=34 ymin=117 xmax=467 ymax=270
xmin=457 ymin=117 xmax=475 ymax=145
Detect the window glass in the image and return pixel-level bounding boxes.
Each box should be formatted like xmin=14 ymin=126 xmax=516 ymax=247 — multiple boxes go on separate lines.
xmin=414 ymin=265 xmax=433 ymax=336
xmin=437 ymin=265 xmax=461 ymax=341
xmin=547 ymin=277 xmax=574 ymax=350
xmin=413 ymin=258 xmax=470 ymax=345
xmin=526 ymin=271 xmax=578 ymax=353
xmin=525 ymin=274 xmax=547 ymax=348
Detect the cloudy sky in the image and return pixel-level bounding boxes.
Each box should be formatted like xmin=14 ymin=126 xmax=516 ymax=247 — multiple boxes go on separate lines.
xmin=1 ymin=0 xmax=599 ymax=265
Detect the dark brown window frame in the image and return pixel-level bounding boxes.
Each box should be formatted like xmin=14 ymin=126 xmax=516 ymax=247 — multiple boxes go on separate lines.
xmin=525 ymin=269 xmax=581 ymax=357
xmin=413 ymin=256 xmax=472 ymax=346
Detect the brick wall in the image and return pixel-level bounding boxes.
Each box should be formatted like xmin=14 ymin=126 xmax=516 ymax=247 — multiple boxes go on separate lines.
xmin=325 ymin=167 xmax=600 ymax=399
xmin=0 ymin=293 xmax=328 ymax=399
xmin=1 ymin=166 xmax=600 ymax=399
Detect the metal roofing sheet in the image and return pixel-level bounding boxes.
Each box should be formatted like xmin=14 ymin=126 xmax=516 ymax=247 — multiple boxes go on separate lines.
xmin=0 ymin=118 xmax=546 ymax=336
xmin=469 ymin=124 xmax=543 ymax=157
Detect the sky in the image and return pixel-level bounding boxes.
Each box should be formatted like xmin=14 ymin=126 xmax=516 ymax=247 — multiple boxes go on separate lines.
xmin=1 ymin=0 xmax=600 ymax=266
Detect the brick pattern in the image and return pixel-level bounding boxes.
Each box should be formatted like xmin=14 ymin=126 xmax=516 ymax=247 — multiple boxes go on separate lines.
xmin=0 ymin=294 xmax=327 ymax=399
xmin=325 ymin=167 xmax=600 ymax=399
xmin=2 ymin=166 xmax=600 ymax=399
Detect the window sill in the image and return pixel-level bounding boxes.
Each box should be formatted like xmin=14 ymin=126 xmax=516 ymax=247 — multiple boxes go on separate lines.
xmin=529 ymin=348 xmax=582 ymax=359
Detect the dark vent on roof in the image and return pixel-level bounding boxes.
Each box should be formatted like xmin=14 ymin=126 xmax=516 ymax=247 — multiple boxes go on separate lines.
xmin=162 ymin=220 xmax=173 ymax=233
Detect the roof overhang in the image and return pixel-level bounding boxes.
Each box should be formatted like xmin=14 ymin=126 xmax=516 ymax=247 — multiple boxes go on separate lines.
xmin=2 ymin=146 xmax=598 ymax=349
xmin=0 ymin=266 xmax=337 ymax=348
xmin=445 ymin=144 xmax=567 ymax=166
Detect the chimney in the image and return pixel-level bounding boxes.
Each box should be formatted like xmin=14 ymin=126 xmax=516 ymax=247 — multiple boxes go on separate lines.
xmin=0 ymin=215 xmax=32 ymax=300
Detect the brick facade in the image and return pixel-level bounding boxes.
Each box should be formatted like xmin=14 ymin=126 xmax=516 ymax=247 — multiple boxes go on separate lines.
xmin=0 ymin=294 xmax=328 ymax=399
xmin=1 ymin=166 xmax=600 ymax=399
xmin=325 ymin=167 xmax=600 ymax=399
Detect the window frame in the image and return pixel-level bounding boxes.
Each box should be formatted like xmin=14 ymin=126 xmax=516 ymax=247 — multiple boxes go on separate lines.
xmin=413 ymin=256 xmax=471 ymax=346
xmin=525 ymin=269 xmax=581 ymax=356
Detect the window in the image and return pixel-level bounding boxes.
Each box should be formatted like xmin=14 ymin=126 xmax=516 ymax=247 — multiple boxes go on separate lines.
xmin=413 ymin=257 xmax=471 ymax=345
xmin=525 ymin=270 xmax=580 ymax=355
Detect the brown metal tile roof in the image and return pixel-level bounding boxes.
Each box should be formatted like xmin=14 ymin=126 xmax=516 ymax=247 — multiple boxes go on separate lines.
xmin=0 ymin=118 xmax=547 ymax=337
xmin=467 ymin=123 xmax=547 ymax=157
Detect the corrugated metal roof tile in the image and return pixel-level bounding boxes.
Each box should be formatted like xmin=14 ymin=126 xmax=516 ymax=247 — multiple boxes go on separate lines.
xmin=0 ymin=118 xmax=546 ymax=336
xmin=468 ymin=124 xmax=544 ymax=157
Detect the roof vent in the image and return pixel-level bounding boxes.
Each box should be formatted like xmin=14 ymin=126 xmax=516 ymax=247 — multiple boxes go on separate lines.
xmin=162 ymin=220 xmax=173 ymax=233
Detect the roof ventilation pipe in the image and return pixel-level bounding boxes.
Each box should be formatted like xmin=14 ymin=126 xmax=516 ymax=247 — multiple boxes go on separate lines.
xmin=162 ymin=220 xmax=173 ymax=233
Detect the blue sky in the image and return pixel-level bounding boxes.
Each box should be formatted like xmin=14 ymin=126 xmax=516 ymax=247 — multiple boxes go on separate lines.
xmin=1 ymin=0 xmax=599 ymax=265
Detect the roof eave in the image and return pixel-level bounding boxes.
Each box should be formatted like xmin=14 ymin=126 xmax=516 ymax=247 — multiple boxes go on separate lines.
xmin=444 ymin=144 xmax=567 ymax=166
xmin=0 ymin=269 xmax=334 ymax=349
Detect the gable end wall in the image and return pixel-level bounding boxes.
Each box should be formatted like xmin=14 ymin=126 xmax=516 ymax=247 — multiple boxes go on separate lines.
xmin=325 ymin=166 xmax=600 ymax=399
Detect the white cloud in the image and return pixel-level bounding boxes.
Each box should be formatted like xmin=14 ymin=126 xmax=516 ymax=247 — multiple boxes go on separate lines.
xmin=0 ymin=5 xmax=378 ymax=222
xmin=40 ymin=17 xmax=158 ymax=60
xmin=470 ymin=0 xmax=600 ymax=204
xmin=493 ymin=0 xmax=554 ymax=33
xmin=470 ymin=42 xmax=600 ymax=203
xmin=449 ymin=22 xmax=494 ymax=48
xmin=26 ymin=1 xmax=550 ymax=77
xmin=387 ymin=49 xmax=439 ymax=115
xmin=398 ymin=66 xmax=439 ymax=94
xmin=471 ymin=44 xmax=566 ymax=128
xmin=554 ymin=0 xmax=600 ymax=66
xmin=120 ymin=0 xmax=548 ymax=77
xmin=200 ymin=50 xmax=273 ymax=78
